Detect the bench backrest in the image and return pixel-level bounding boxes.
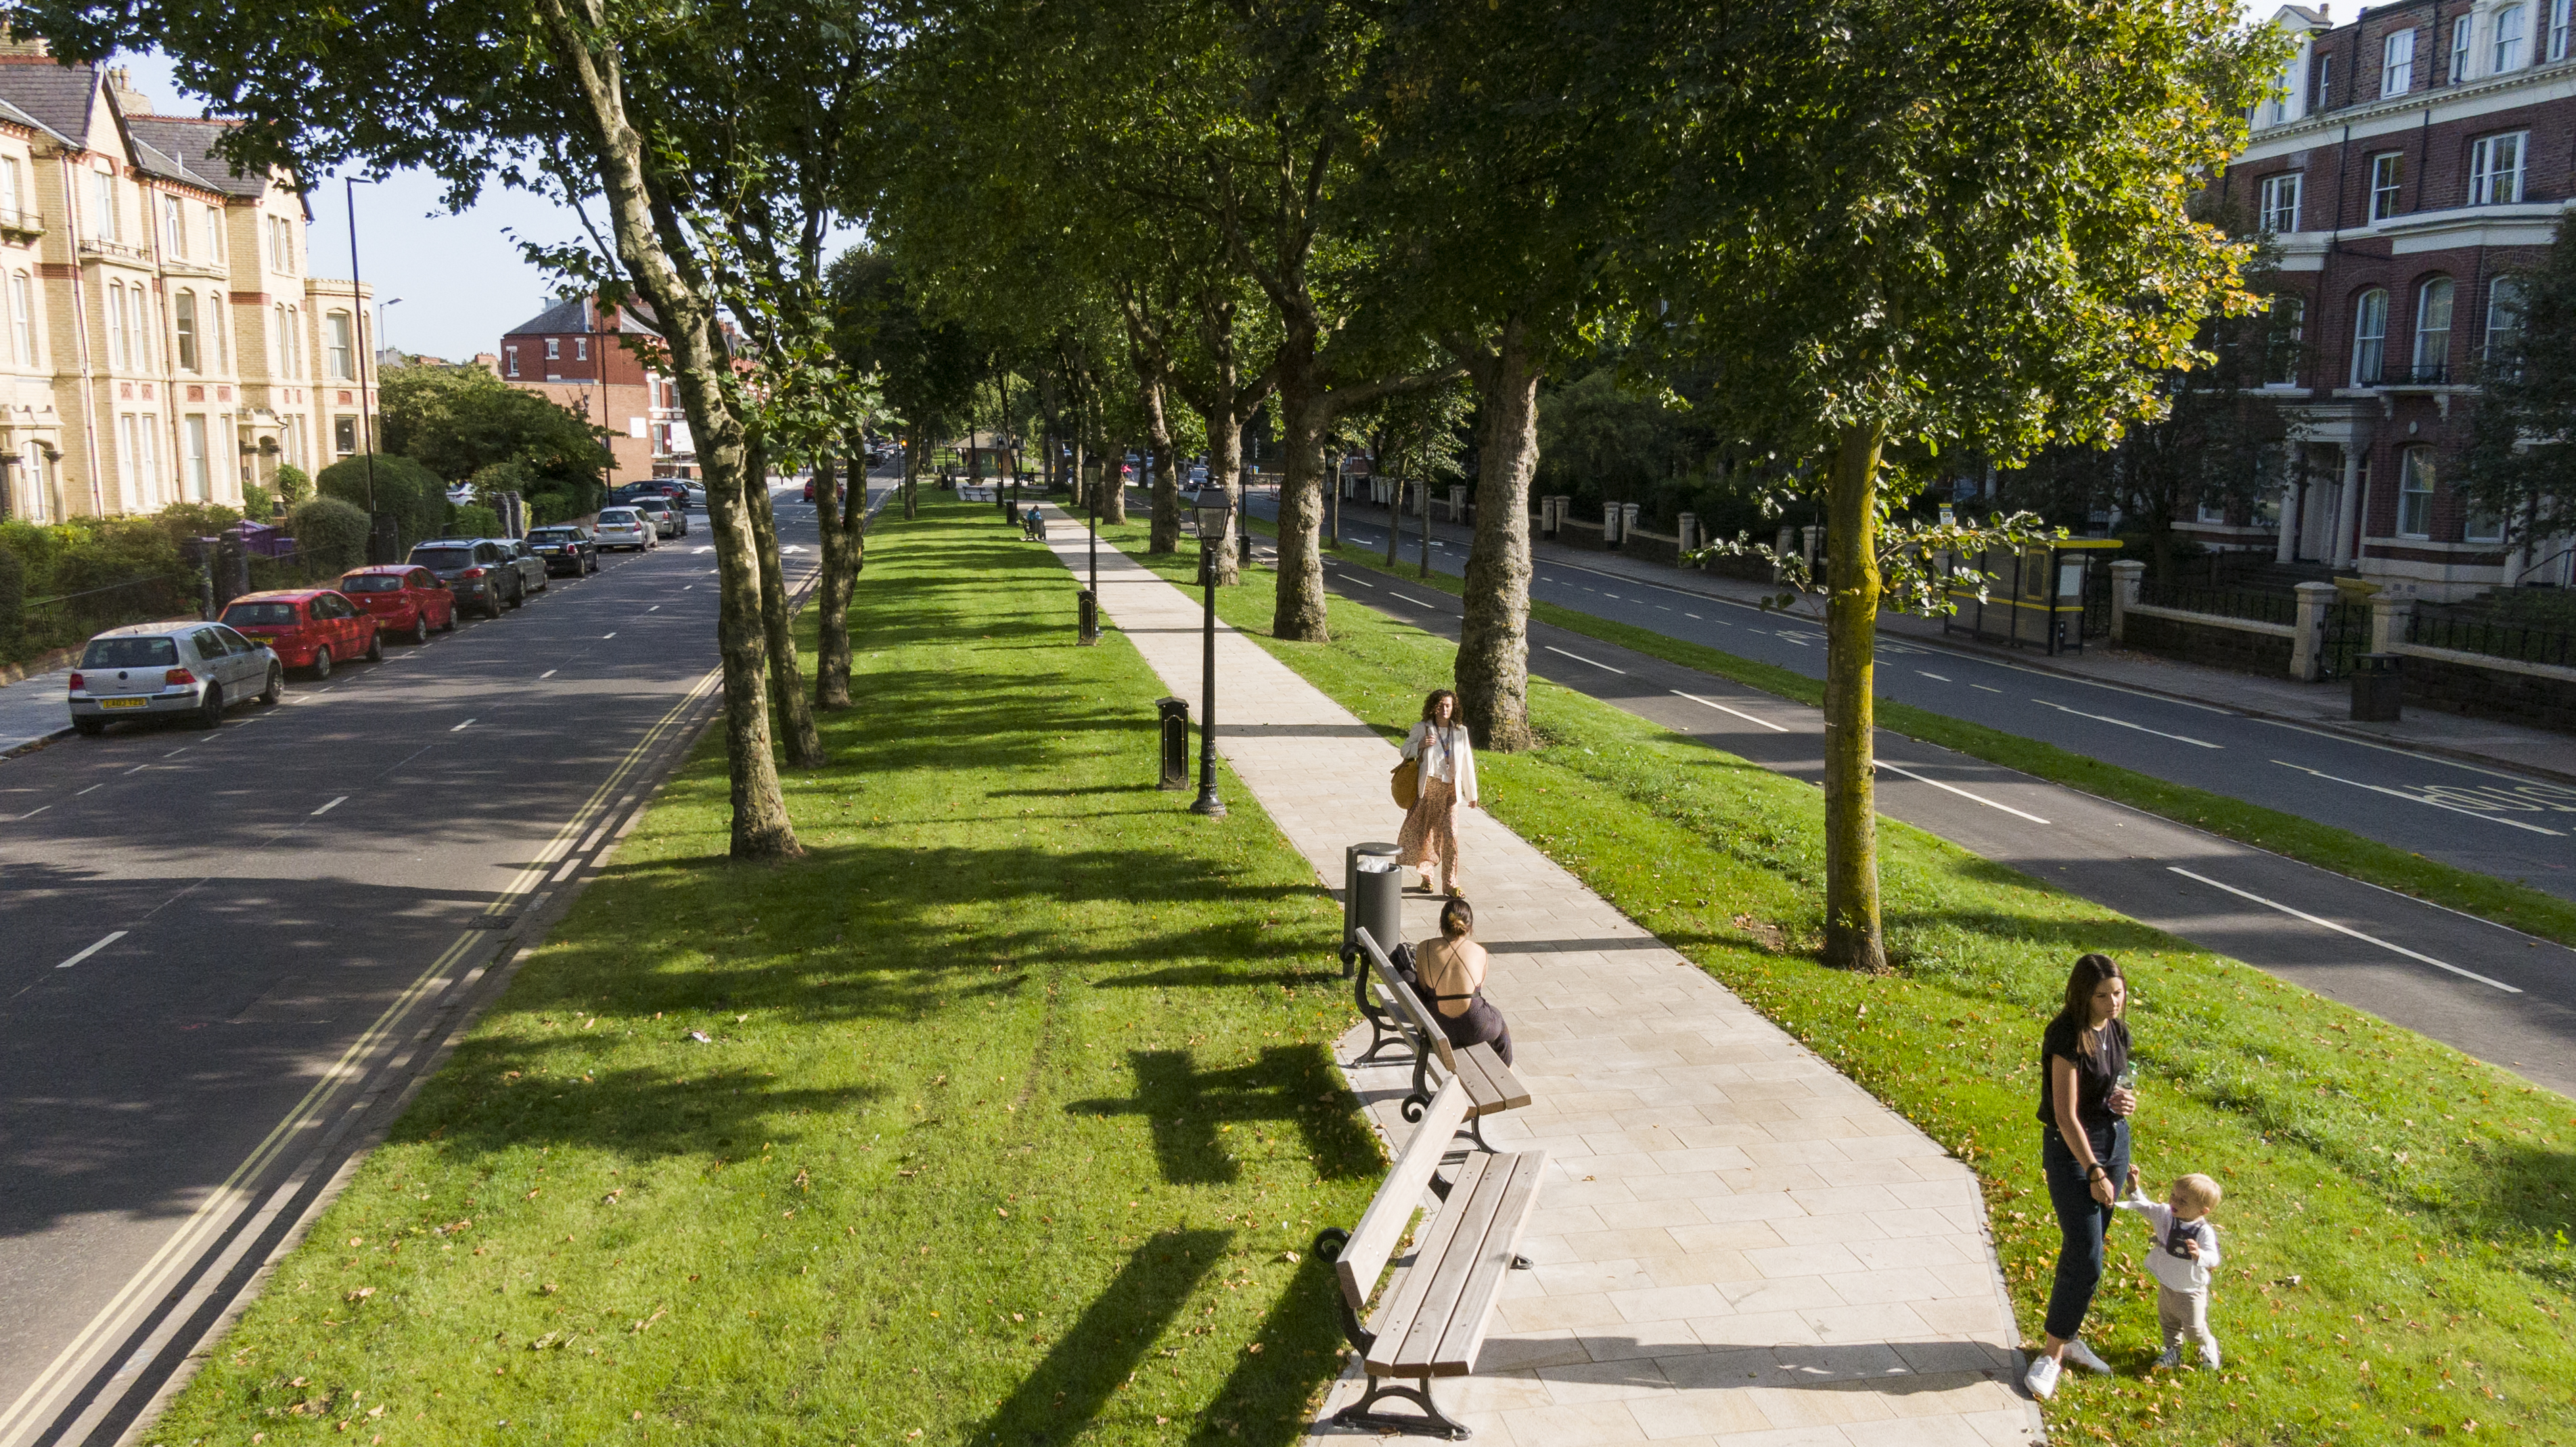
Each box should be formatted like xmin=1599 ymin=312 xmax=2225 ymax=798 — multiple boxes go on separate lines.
xmin=1335 ymin=1074 xmax=1472 ymax=1312
xmin=1354 ymin=927 xmax=1460 ymax=1076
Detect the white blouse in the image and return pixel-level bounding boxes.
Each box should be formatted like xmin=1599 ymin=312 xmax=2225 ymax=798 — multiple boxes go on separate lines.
xmin=1401 ymin=720 xmax=1478 ymax=803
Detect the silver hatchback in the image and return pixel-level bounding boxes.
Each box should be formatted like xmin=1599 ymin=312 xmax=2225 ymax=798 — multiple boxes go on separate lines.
xmin=68 ymin=623 xmax=281 ymax=734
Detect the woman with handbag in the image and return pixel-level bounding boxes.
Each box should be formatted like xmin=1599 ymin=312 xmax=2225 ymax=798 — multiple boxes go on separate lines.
xmin=1395 ymin=688 xmax=1479 ymax=896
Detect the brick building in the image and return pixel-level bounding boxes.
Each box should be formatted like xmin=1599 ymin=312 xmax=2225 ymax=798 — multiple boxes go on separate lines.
xmin=498 ymin=295 xmax=692 ymax=484
xmin=2215 ymin=0 xmax=2576 ymax=597
xmin=0 ymin=48 xmax=378 ymax=522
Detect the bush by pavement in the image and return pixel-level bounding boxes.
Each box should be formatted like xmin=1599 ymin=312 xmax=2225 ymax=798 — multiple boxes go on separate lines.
xmin=319 ymin=453 xmax=448 ymax=552
xmin=289 ymin=495 xmax=371 ymax=574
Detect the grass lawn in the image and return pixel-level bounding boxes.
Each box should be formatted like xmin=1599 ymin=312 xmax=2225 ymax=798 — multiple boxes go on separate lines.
xmin=1107 ymin=516 xmax=2576 ymax=1446
xmin=143 ymin=502 xmax=1383 ymax=1447
xmin=1244 ymin=515 xmax=2576 ymax=950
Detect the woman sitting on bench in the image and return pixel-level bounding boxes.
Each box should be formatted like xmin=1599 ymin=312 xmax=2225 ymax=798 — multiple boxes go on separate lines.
xmin=1414 ymin=897 xmax=1512 ymax=1066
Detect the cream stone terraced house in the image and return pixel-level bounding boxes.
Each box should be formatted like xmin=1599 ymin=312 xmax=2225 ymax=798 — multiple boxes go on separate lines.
xmin=0 ymin=43 xmax=376 ymax=522
xmin=2202 ymin=0 xmax=2576 ymax=598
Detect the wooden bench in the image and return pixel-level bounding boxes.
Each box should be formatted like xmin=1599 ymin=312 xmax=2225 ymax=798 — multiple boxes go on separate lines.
xmin=1315 ymin=1076 xmax=1546 ymax=1439
xmin=1349 ymin=927 xmax=1531 ymax=1148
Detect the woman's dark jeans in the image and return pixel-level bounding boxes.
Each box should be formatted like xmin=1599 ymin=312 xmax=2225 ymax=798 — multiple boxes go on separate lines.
xmin=2041 ymin=1119 xmax=2130 ymax=1342
xmin=1436 ymin=998 xmax=1513 ymax=1067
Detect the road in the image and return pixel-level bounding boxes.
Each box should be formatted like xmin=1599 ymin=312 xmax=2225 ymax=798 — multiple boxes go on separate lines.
xmin=1280 ymin=543 xmax=2576 ymax=1100
xmin=1248 ymin=493 xmax=2576 ymax=903
xmin=0 ymin=481 xmax=869 ymax=1446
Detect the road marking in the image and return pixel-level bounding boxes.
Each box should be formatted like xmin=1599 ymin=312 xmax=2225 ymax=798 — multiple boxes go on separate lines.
xmin=1603 ymin=593 xmax=1621 ymax=600
xmin=648 ymin=605 xmax=660 ymax=612
xmin=602 ymin=632 xmax=617 ymax=639
xmin=1389 ymin=592 xmax=1434 ymax=606
xmin=2271 ymin=759 xmax=2567 ymax=837
xmin=539 ymin=669 xmax=557 ymax=680
xmin=75 ymin=784 xmax=104 ymax=796
xmin=125 ymin=764 xmax=150 ymax=775
xmin=1971 ymin=684 xmax=2003 ymax=694
xmin=1684 ymin=613 xmax=1702 ymax=619
xmin=2167 ymin=868 xmax=2522 ymax=993
xmin=682 ymin=585 xmax=693 ymax=590
xmin=451 ymin=719 xmax=475 ymax=732
xmin=1338 ymin=575 xmax=1377 ymax=588
xmin=694 ymin=546 xmax=714 ymax=554
xmin=54 ymin=931 xmax=126 ymax=969
xmin=164 ymin=748 xmax=189 ymax=758
xmin=551 ymin=855 xmax=585 ymax=883
xmin=1874 ymin=759 xmax=2050 ymax=824
xmin=17 ymin=804 xmax=49 ymax=820
xmin=1544 ymin=644 xmax=1627 ymax=675
xmin=1671 ymin=690 xmax=1790 ymax=732
xmin=2031 ymin=698 xmax=2221 ymax=748
xmin=1916 ymin=671 xmax=1951 ymax=682
xmin=311 ymin=795 xmax=346 ymax=816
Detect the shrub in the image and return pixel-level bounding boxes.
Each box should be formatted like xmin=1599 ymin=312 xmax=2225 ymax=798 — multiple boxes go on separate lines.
xmin=317 ymin=453 xmax=446 ymax=552
xmin=0 ymin=543 xmax=21 ymax=651
xmin=273 ymin=464 xmax=311 ymax=509
xmin=289 ymin=495 xmax=371 ymax=574
xmin=450 ymin=503 xmax=503 ymax=539
xmin=240 ymin=481 xmax=277 ymax=521
xmin=155 ymin=501 xmax=244 ymax=548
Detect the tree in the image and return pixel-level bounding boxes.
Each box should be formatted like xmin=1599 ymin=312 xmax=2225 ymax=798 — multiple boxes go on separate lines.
xmin=1636 ymin=0 xmax=2279 ymax=969
xmin=828 ymin=250 xmax=983 ymax=524
xmin=380 ymin=362 xmax=610 ymax=522
xmin=2466 ymin=220 xmax=2576 ymax=576
xmin=315 ymin=453 xmax=446 ymax=550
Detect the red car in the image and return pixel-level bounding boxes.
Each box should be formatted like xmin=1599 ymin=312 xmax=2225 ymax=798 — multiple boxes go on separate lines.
xmin=338 ymin=565 xmax=459 ymax=645
xmin=217 ymin=588 xmax=382 ymax=679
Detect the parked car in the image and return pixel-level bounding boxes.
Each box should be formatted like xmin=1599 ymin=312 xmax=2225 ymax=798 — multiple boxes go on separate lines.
xmin=485 ymin=537 xmax=551 ymax=597
xmin=800 ymin=477 xmax=815 ymax=504
xmin=595 ymin=507 xmax=654 ymax=552
xmin=338 ymin=564 xmax=459 ymax=644
xmin=633 ymin=498 xmax=685 ymax=538
xmin=652 ymin=480 xmax=692 ymax=509
xmin=526 ymin=526 xmax=600 ymax=577
xmin=68 ymin=623 xmax=281 ymax=734
xmin=607 ymin=482 xmax=662 ymax=506
xmin=409 ymin=538 xmax=524 ymax=618
xmin=681 ymin=482 xmax=708 ymax=508
xmin=219 ymin=588 xmax=382 ymax=679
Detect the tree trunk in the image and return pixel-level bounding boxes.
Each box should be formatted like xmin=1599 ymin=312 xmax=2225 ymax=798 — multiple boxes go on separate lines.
xmin=1201 ymin=396 xmax=1245 ymax=585
xmin=746 ymin=435 xmax=826 ymax=768
xmin=1146 ymin=378 xmax=1181 ymax=554
xmin=813 ymin=449 xmax=859 ymax=711
xmin=1270 ymin=378 xmax=1332 ymax=642
xmin=902 ymin=435 xmax=920 ymax=520
xmin=1458 ymin=323 xmax=1541 ymax=751
xmin=1385 ymin=477 xmax=1402 ymax=566
xmin=1100 ymin=441 xmax=1128 ymax=524
xmin=1821 ymin=422 xmax=1887 ymax=973
xmin=533 ymin=0 xmax=794 ymax=858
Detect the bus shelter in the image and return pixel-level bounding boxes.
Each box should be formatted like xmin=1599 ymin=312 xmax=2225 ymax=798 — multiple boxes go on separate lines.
xmin=1940 ymin=537 xmax=2121 ymax=656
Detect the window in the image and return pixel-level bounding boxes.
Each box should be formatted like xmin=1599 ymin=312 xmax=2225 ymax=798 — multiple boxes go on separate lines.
xmin=2453 ymin=14 xmax=2474 ymax=79
xmin=185 ymin=414 xmax=210 ymax=501
xmin=137 ymin=413 xmax=156 ymax=493
xmin=92 ymin=170 xmax=116 ymax=242
xmin=2353 ymin=288 xmax=2389 ymax=384
xmin=2397 ymin=447 xmax=2436 ymax=537
xmin=2465 ymin=501 xmax=2507 ymax=541
xmin=326 ymin=311 xmax=354 ymax=380
xmin=2267 ymin=294 xmax=2307 ymax=385
xmin=2370 ymin=152 xmax=2404 ymax=220
xmin=2471 ymin=131 xmax=2527 ymax=203
xmin=203 ymin=204 xmax=222 ymax=261
xmin=131 ymin=288 xmax=148 ymax=370
xmin=2263 ymin=58 xmax=2297 ymax=125
xmin=0 ymin=157 xmax=20 ymax=224
xmin=211 ymin=300 xmax=226 ymax=371
xmin=9 ymin=271 xmax=30 ymax=366
xmin=334 ymin=416 xmax=357 ymax=455
xmin=2414 ymin=277 xmax=2455 ymax=378
xmin=2197 ymin=497 xmax=2230 ymax=524
xmin=175 ymin=290 xmax=198 ymax=372
xmin=2261 ymin=172 xmax=2303 ymax=233
xmin=287 ymin=305 xmax=302 ymax=375
xmin=2495 ymin=3 xmax=2529 ymax=69
xmin=2317 ymin=53 xmax=2333 ymax=102
xmin=2487 ymin=276 xmax=2528 ymax=361
xmin=118 ymin=413 xmax=138 ymax=500
xmin=505 ymin=344 xmax=519 ymax=377
xmin=545 ymin=337 xmax=560 ymax=360
xmin=2556 ymin=0 xmax=2575 ymax=58
xmin=161 ymin=194 xmax=183 ymax=257
xmin=574 ymin=336 xmax=587 ymax=360
xmin=2384 ymin=27 xmax=2418 ymax=93
xmin=104 ymin=283 xmax=125 ymax=370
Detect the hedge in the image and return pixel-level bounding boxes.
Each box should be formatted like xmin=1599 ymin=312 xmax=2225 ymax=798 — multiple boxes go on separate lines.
xmin=317 ymin=453 xmax=447 ymax=552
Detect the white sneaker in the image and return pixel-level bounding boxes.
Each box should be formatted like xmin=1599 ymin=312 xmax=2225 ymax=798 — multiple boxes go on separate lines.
xmin=2025 ymin=1355 xmax=2062 ymax=1400
xmin=2154 ymin=1346 xmax=2182 ymax=1371
xmin=2200 ymin=1341 xmax=2223 ymax=1371
xmin=2062 ymin=1339 xmax=2114 ymax=1375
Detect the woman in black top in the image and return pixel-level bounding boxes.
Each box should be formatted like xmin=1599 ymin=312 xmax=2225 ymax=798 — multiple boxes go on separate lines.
xmin=2024 ymin=953 xmax=2138 ymax=1400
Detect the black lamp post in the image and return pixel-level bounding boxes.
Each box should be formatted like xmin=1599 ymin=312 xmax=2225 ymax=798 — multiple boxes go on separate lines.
xmin=1189 ymin=488 xmax=1232 ymax=817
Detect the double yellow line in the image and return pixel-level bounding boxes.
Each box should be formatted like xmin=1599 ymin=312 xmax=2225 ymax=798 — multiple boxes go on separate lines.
xmin=0 ymin=663 xmax=725 ymax=1447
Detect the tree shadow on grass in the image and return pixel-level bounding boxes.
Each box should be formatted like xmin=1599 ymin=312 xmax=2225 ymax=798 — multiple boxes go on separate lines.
xmin=1184 ymin=1250 xmax=1362 ymax=1447
xmin=976 ymin=1229 xmax=1230 ymax=1447
xmin=1067 ymin=1048 xmax=1383 ymax=1186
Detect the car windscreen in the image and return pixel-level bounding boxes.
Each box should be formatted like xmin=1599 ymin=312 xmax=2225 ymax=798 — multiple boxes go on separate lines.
xmin=340 ymin=573 xmax=405 ymax=593
xmin=411 ymin=548 xmax=476 ymax=571
xmin=221 ymin=602 xmax=300 ymax=627
xmin=82 ymin=636 xmax=178 ymax=668
xmin=598 ymin=510 xmax=638 ymax=524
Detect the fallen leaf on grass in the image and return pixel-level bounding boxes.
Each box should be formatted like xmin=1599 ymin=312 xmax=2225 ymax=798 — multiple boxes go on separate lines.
xmin=689 ymin=1031 xmax=711 ymax=1044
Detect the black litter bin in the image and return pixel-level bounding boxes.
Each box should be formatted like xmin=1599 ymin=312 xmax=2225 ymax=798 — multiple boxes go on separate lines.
xmin=1342 ymin=841 xmax=1403 ymax=977
xmin=1157 ymin=696 xmax=1190 ymax=788
xmin=2351 ymin=652 xmax=2403 ymax=722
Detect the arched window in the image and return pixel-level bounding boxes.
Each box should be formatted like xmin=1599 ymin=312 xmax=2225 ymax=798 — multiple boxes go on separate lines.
xmin=104 ymin=282 xmax=125 ymax=370
xmin=2495 ymin=3 xmax=2529 ymax=69
xmin=2413 ymin=277 xmax=2454 ymax=379
xmin=2267 ymin=294 xmax=2307 ymax=386
xmin=2397 ymin=447 xmax=2437 ymax=537
xmin=2487 ymin=277 xmax=2528 ymax=365
xmin=175 ymin=290 xmax=199 ymax=373
xmin=9 ymin=271 xmax=32 ymax=367
xmin=2351 ymin=288 xmax=2389 ymax=386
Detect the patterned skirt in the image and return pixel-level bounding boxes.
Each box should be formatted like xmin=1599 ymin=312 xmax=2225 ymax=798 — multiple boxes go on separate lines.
xmin=1397 ymin=776 xmax=1463 ymax=892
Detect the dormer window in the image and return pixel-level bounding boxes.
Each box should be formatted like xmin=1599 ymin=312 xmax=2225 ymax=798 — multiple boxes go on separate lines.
xmin=2263 ymin=56 xmax=2299 ymax=125
xmin=2383 ymin=27 xmax=2417 ymax=94
xmin=2452 ymin=14 xmax=2473 ymax=79
xmin=2494 ymin=3 xmax=2529 ymax=70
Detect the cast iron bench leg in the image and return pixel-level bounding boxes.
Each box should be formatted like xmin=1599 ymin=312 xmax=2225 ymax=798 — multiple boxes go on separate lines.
xmin=1335 ymin=1375 xmax=1470 ymax=1440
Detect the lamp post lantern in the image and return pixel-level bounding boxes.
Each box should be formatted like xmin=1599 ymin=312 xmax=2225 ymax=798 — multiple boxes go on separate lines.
xmin=1188 ymin=489 xmax=1232 ymax=817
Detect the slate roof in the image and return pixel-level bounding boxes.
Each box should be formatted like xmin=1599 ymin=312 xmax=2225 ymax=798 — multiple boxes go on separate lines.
xmin=503 ymin=295 xmax=661 ymax=338
xmin=0 ymin=96 xmax=67 ymax=146
xmin=127 ymin=116 xmax=267 ymax=197
xmin=0 ymin=57 xmax=95 ymax=143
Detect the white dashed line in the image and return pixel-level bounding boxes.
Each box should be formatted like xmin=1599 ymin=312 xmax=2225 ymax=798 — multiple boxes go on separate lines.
xmin=2031 ymin=698 xmax=2220 ymax=749
xmin=1543 ymin=645 xmax=1627 ymax=675
xmin=1971 ymin=684 xmax=2004 ymax=694
xmin=539 ymin=669 xmax=557 ymax=680
xmin=1669 ymin=690 xmax=1789 ymax=732
xmin=2167 ymin=868 xmax=2521 ymax=993
xmin=1916 ymin=671 xmax=1951 ymax=682
xmin=1876 ymin=759 xmax=2050 ymax=824
xmin=2272 ymin=759 xmax=2566 ymax=837
xmin=602 ymin=633 xmax=616 ymax=639
xmin=311 ymin=795 xmax=347 ymax=816
xmin=451 ymin=719 xmax=475 ymax=732
xmin=55 ymin=931 xmax=126 ymax=969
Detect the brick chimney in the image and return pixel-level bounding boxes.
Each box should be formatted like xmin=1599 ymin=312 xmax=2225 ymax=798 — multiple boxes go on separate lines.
xmin=105 ymin=64 xmax=151 ymax=114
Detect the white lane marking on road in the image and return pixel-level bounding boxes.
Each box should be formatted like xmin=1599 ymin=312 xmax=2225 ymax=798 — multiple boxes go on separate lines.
xmin=2031 ymin=698 xmax=2221 ymax=748
xmin=311 ymin=795 xmax=346 ymax=816
xmin=2167 ymin=868 xmax=2522 ymax=993
xmin=2271 ymin=759 xmax=2566 ymax=837
xmin=1671 ymin=690 xmax=1790 ymax=732
xmin=694 ymin=546 xmax=714 ymax=554
xmin=602 ymin=632 xmax=616 ymax=639
xmin=125 ymin=764 xmax=150 ymax=775
xmin=164 ymin=748 xmax=189 ymax=758
xmin=1544 ymin=644 xmax=1627 ymax=675
xmin=1972 ymin=684 xmax=2003 ymax=694
xmin=682 ymin=584 xmax=693 ymax=590
xmin=17 ymin=803 xmax=49 ymax=820
xmin=1684 ymin=613 xmax=1702 ymax=619
xmin=1875 ymin=759 xmax=2050 ymax=824
xmin=1916 ymin=671 xmax=1951 ymax=682
xmin=1337 ymin=574 xmax=1377 ymax=588
xmin=55 ymin=930 xmax=126 ymax=969
xmin=75 ymin=783 xmax=104 ymax=795
xmin=539 ymin=669 xmax=557 ymax=680
xmin=1603 ymin=593 xmax=1621 ymax=600
xmin=1389 ymin=592 xmax=1434 ymax=606
xmin=450 ymin=719 xmax=475 ymax=732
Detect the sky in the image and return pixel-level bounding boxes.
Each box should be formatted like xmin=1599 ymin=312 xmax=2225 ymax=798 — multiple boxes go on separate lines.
xmin=118 ymin=51 xmax=599 ymax=363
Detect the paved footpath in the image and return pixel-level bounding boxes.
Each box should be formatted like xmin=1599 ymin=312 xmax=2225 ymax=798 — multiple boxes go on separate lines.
xmin=1039 ymin=512 xmax=2045 ymax=1447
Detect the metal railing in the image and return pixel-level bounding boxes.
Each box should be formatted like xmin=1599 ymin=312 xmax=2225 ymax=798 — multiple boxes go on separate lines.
xmin=2135 ymin=578 xmax=2299 ymax=626
xmin=15 ymin=573 xmax=195 ymax=656
xmin=2406 ymin=607 xmax=2576 ymax=668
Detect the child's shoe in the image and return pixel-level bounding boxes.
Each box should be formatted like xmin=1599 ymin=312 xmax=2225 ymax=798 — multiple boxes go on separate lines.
xmin=2025 ymin=1355 xmax=2061 ymax=1400
xmin=2154 ymin=1346 xmax=2182 ymax=1371
xmin=2199 ymin=1341 xmax=2223 ymax=1371
xmin=2061 ymin=1339 xmax=2114 ymax=1375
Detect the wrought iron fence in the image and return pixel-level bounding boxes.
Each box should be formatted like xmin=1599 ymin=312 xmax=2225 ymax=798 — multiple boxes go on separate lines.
xmin=2406 ymin=607 xmax=2576 ymax=669
xmin=17 ymin=574 xmax=197 ymax=656
xmin=2135 ymin=579 xmax=2299 ymax=626
xmin=2315 ymin=602 xmax=2374 ymax=679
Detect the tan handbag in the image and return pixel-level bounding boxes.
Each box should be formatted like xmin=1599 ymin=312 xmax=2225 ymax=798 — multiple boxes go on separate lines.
xmin=1390 ymin=756 xmax=1420 ymax=810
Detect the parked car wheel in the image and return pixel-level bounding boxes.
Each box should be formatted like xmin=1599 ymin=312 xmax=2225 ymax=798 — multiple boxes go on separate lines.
xmin=505 ymin=582 xmax=524 ymax=609
xmin=73 ymin=718 xmax=106 ymax=737
xmin=365 ymin=629 xmax=384 ymax=663
xmin=483 ymin=591 xmax=503 ymax=620
xmin=261 ymin=665 xmax=284 ymax=705
xmin=311 ymin=646 xmax=333 ymax=681
xmin=411 ymin=613 xmax=432 ymax=645
xmin=194 ymin=684 xmax=225 ymax=729
xmin=440 ymin=604 xmax=458 ymax=631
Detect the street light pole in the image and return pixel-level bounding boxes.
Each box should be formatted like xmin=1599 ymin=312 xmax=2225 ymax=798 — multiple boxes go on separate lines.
xmin=1189 ymin=489 xmax=1231 ymax=817
xmin=346 ymin=176 xmax=385 ymax=560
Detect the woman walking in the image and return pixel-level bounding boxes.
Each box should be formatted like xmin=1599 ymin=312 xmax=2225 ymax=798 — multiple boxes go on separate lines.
xmin=1412 ymin=897 xmax=1512 ymax=1065
xmin=2026 ymin=952 xmax=2140 ymax=1400
xmin=1397 ymin=689 xmax=1479 ymax=896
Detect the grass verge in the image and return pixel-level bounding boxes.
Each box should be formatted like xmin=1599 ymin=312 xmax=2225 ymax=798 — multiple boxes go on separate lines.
xmin=144 ymin=503 xmax=1378 ymax=1447
xmin=1111 ymin=517 xmax=2576 ymax=1446
xmin=1243 ymin=516 xmax=2576 ymax=950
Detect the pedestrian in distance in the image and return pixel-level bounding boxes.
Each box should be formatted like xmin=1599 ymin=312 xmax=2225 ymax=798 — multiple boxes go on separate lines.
xmin=2119 ymin=1165 xmax=2224 ymax=1371
xmin=1411 ymin=897 xmax=1513 ymax=1066
xmin=2025 ymin=952 xmax=2138 ymax=1401
xmin=1397 ymin=688 xmax=1478 ymax=896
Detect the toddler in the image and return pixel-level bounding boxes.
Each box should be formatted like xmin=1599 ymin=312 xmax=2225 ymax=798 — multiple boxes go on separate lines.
xmin=2120 ymin=1165 xmax=2223 ymax=1369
